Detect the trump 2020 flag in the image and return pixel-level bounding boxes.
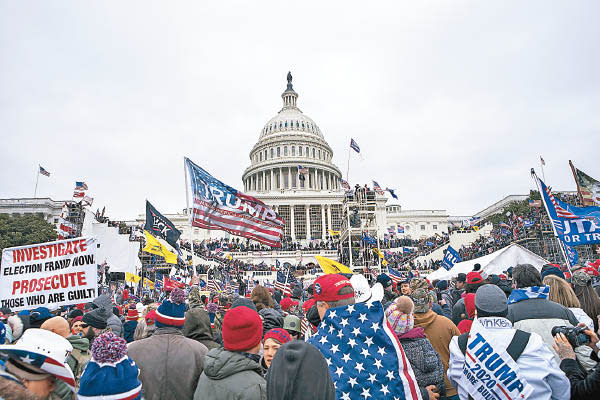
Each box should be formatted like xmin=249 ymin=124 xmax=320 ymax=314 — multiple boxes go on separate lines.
xmin=145 ymin=200 xmax=182 ymax=250
xmin=441 ymin=246 xmax=462 ymax=270
xmin=308 ymin=301 xmax=421 ymax=400
xmin=185 ymin=157 xmax=285 ymax=247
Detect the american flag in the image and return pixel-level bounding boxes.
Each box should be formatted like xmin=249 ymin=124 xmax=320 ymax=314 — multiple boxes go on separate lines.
xmin=39 ymin=166 xmax=51 ymax=177
xmin=56 ymin=218 xmax=77 ymax=240
xmin=350 ymin=138 xmax=360 ymax=153
xmin=339 ymin=178 xmax=351 ymax=190
xmin=73 ymin=191 xmax=85 ymax=198
xmin=75 ymin=181 xmax=88 ymax=190
xmin=207 ymin=278 xmax=222 ymax=293
xmin=185 ymin=157 xmax=285 ymax=247
xmin=297 ymin=165 xmax=308 ymax=174
xmin=538 ymin=176 xmax=578 ymax=219
xmin=307 ymin=301 xmax=422 ymax=400
xmin=372 ymin=181 xmax=385 ymax=195
xmin=274 ymin=270 xmax=292 ymax=296
xmin=387 ymin=266 xmax=405 ymax=284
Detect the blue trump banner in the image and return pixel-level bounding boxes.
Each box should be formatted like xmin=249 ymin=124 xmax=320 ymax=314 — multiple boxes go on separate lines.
xmin=441 ymin=246 xmax=462 ymax=270
xmin=537 ymin=175 xmax=600 ymax=245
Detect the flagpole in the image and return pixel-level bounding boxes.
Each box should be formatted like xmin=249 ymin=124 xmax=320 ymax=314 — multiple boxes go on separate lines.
xmin=183 ymin=157 xmax=195 ymax=273
xmin=531 ymin=170 xmax=571 ymax=271
xmin=346 ymin=142 xmax=351 ymax=184
xmin=34 ymin=165 xmax=40 ymax=198
xmin=540 ymin=157 xmax=546 ymax=183
xmin=569 ymin=160 xmax=585 ymax=206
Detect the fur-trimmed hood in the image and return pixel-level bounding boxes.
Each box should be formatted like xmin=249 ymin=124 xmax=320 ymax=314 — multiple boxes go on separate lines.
xmin=7 ymin=315 xmax=24 ymax=342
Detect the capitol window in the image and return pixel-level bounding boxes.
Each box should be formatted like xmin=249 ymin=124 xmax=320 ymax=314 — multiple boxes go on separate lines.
xmin=284 ymin=146 xmax=288 ymax=156
xmin=306 ymin=146 xmax=309 ymax=156
xmin=265 ymin=150 xmax=267 ymax=159
xmin=259 ymin=152 xmax=262 ymax=162
xmin=312 ymin=148 xmax=315 ymax=158
xmin=433 ymin=225 xmax=438 ymax=230
xmin=421 ymin=225 xmax=425 ymax=231
xmin=271 ymin=148 xmax=274 ymax=158
xmin=298 ymin=146 xmax=302 ymax=156
xmin=292 ymin=146 xmax=295 ymax=156
xmin=277 ymin=147 xmax=280 ymax=157
xmin=318 ymin=149 xmax=321 ymax=159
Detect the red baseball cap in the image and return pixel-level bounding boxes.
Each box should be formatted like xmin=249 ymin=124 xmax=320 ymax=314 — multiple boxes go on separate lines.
xmin=313 ymin=274 xmax=354 ymax=302
xmin=466 ymin=272 xmax=484 ymax=285
xmin=280 ymin=297 xmax=299 ymax=311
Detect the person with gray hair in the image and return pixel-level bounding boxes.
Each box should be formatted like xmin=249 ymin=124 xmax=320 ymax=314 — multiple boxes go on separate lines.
xmin=449 ymin=284 xmax=570 ymax=400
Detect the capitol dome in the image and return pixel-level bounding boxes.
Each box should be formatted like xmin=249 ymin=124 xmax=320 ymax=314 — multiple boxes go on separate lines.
xmin=242 ymin=72 xmax=343 ymax=194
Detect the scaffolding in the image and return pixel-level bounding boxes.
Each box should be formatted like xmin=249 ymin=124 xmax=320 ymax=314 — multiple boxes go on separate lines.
xmin=338 ymin=190 xmax=383 ymax=275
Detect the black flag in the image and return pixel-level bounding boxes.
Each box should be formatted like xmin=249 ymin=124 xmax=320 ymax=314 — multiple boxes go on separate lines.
xmin=145 ymin=201 xmax=182 ymax=250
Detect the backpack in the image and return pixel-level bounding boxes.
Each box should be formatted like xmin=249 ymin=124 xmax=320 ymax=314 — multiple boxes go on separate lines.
xmin=457 ymin=330 xmax=530 ymax=400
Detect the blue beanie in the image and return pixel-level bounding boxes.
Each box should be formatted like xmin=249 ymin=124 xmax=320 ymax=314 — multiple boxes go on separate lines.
xmin=436 ymin=280 xmax=448 ymax=291
xmin=541 ymin=266 xmax=565 ymax=281
xmin=78 ymin=332 xmax=142 ymax=399
xmin=155 ymin=288 xmax=186 ymax=328
xmin=376 ymin=274 xmax=393 ymax=288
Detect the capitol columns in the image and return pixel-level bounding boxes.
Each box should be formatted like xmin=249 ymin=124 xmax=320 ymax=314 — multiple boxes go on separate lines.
xmin=287 ymin=168 xmax=292 ymax=190
xmin=327 ymin=204 xmax=332 ymax=233
xmin=321 ymin=205 xmax=326 ymax=240
xmin=290 ymin=205 xmax=296 ymax=241
xmin=270 ymin=170 xmax=274 ymax=191
xmin=305 ymin=205 xmax=311 ymax=240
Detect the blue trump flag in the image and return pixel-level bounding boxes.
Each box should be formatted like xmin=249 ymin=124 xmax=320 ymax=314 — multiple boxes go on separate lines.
xmin=308 ymin=301 xmax=422 ymax=400
xmin=537 ymin=175 xmax=600 ymax=245
xmin=565 ymin=244 xmax=578 ymax=267
xmin=441 ymin=246 xmax=462 ymax=270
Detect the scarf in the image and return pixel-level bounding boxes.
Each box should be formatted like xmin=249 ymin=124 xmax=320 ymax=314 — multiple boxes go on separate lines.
xmin=507 ymin=285 xmax=549 ymax=305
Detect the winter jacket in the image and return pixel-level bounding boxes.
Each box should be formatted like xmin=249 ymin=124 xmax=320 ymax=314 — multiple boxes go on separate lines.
xmin=259 ymin=308 xmax=284 ymax=336
xmin=432 ymin=302 xmax=451 ymax=320
xmin=448 ymin=288 xmax=463 ymax=307
xmin=414 ymin=309 xmax=461 ymax=397
xmin=449 ymin=317 xmax=571 ymax=400
xmin=133 ymin=318 xmax=155 ymax=341
xmin=382 ymin=289 xmax=396 ymax=305
xmin=507 ymin=297 xmax=583 ymax=363
xmin=194 ymin=347 xmax=267 ymax=400
xmin=183 ymin=305 xmax=220 ymax=350
xmin=53 ymin=335 xmax=91 ymax=400
xmin=451 ymin=297 xmax=466 ymax=326
xmin=128 ymin=326 xmax=208 ymax=400
xmin=123 ymin=320 xmax=137 ymax=343
xmin=93 ymin=294 xmax=123 ymax=337
xmin=569 ymin=307 xmax=594 ymax=330
xmin=398 ymin=327 xmax=446 ymax=399
xmin=560 ymin=349 xmax=600 ymax=399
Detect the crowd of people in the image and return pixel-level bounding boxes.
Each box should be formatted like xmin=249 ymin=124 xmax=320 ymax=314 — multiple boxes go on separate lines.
xmin=2 ymin=259 xmax=600 ymax=399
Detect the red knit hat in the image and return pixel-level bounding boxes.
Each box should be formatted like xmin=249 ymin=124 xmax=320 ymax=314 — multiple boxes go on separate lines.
xmin=126 ymin=307 xmax=139 ymax=321
xmin=145 ymin=310 xmax=156 ymax=324
xmin=222 ymin=306 xmax=263 ymax=352
xmin=313 ymin=274 xmax=354 ymax=302
xmin=302 ymin=298 xmax=316 ymax=313
xmin=263 ymin=328 xmax=292 ymax=345
xmin=466 ymin=272 xmax=484 ymax=285
xmin=280 ymin=297 xmax=299 ymax=311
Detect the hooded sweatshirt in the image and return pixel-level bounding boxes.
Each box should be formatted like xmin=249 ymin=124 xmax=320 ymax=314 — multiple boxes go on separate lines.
xmin=266 ymin=340 xmax=335 ymax=400
xmin=92 ymin=294 xmax=123 ymax=337
xmin=194 ymin=347 xmax=266 ymax=400
xmin=183 ymin=304 xmax=220 ymax=350
xmin=414 ymin=309 xmax=460 ymax=397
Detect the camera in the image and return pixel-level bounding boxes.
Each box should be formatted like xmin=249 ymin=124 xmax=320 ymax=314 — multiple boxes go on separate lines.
xmin=551 ymin=326 xmax=590 ymax=347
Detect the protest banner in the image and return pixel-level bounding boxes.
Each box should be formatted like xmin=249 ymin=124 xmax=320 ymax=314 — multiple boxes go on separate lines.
xmin=441 ymin=246 xmax=462 ymax=270
xmin=0 ymin=237 xmax=98 ymax=311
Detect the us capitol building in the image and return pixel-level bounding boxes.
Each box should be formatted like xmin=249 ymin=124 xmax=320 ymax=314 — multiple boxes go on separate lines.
xmin=184 ymin=72 xmax=450 ymax=243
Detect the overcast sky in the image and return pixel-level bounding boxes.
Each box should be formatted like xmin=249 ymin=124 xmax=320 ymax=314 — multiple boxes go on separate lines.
xmin=1 ymin=1 xmax=599 ymax=220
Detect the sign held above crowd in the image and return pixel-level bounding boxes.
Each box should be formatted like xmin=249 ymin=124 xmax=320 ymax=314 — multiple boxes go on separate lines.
xmin=0 ymin=237 xmax=98 ymax=311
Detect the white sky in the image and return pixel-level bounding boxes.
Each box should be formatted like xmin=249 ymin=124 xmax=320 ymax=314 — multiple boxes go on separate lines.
xmin=1 ymin=1 xmax=599 ymax=220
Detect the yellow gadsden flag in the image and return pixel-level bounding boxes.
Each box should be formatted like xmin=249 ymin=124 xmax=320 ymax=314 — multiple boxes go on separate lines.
xmin=373 ymin=248 xmax=389 ymax=266
xmin=328 ymin=229 xmax=340 ymax=237
xmin=143 ymin=277 xmax=155 ymax=290
xmin=143 ymin=230 xmax=178 ymax=264
xmin=315 ymin=255 xmax=353 ymax=275
xmin=125 ymin=272 xmax=141 ymax=284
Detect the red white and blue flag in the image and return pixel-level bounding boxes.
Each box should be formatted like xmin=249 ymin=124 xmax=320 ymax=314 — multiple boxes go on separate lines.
xmin=185 ymin=157 xmax=285 ymax=247
xmin=340 ymin=179 xmax=351 ymax=190
xmin=307 ymin=301 xmax=422 ymax=400
xmin=372 ymin=181 xmax=385 ymax=195
xmin=274 ymin=270 xmax=292 ymax=296
xmin=387 ymin=266 xmax=405 ymax=284
xmin=350 ymin=139 xmax=360 ymax=153
xmin=75 ymin=181 xmax=88 ymax=190
xmin=39 ymin=166 xmax=51 ymax=177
